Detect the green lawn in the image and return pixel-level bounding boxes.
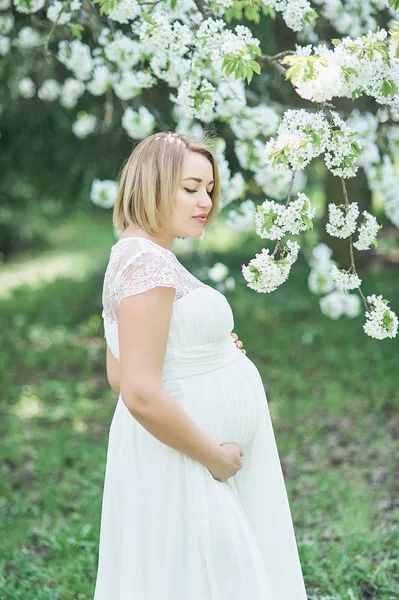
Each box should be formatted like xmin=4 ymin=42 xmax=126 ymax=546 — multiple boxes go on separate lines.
xmin=0 ymin=214 xmax=398 ymax=599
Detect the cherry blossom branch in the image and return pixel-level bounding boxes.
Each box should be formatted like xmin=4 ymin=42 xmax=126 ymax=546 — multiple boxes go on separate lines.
xmin=271 ymin=170 xmax=297 ymax=258
xmin=340 ymin=177 xmax=370 ymax=310
xmin=193 ymin=0 xmax=214 ymax=18
xmin=258 ymin=51 xmax=294 ymax=77
xmin=44 ymin=2 xmax=67 ymax=55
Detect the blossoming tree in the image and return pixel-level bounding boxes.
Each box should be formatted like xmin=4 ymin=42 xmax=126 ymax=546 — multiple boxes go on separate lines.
xmin=2 ymin=0 xmax=399 ymax=339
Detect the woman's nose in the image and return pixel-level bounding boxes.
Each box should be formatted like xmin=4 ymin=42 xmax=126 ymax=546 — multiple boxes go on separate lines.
xmin=199 ymin=191 xmax=212 ymax=208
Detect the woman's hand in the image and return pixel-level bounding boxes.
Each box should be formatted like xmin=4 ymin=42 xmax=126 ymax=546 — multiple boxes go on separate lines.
xmin=207 ymin=443 xmax=244 ymax=482
xmin=230 ymin=332 xmax=246 ymax=355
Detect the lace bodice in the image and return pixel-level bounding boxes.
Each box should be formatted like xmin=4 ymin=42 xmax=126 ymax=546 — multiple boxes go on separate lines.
xmin=102 ymin=237 xmax=208 ymax=327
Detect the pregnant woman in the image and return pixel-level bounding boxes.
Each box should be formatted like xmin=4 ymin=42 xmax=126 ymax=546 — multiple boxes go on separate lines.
xmin=94 ymin=131 xmax=308 ymax=600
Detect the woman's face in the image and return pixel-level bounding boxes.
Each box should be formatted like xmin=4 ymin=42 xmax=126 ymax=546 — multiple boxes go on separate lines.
xmin=172 ymin=150 xmax=214 ymax=239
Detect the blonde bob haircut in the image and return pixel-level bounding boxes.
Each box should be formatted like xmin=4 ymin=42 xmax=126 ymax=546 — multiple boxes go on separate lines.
xmin=113 ymin=131 xmax=221 ymax=235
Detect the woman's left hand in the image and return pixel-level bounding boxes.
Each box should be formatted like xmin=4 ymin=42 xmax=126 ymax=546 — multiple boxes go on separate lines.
xmin=230 ymin=332 xmax=246 ymax=355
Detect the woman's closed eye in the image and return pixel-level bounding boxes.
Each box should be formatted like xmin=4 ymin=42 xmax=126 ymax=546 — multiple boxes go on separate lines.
xmin=184 ymin=187 xmax=213 ymax=195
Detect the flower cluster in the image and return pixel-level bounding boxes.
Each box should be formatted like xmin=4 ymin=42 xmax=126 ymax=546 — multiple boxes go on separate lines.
xmin=90 ymin=179 xmax=118 ymax=209
xmin=363 ymin=294 xmax=398 ymax=339
xmin=262 ymin=0 xmax=317 ymax=32
xmin=288 ymin=29 xmax=399 ymax=110
xmin=208 ymin=261 xmax=236 ymax=293
xmin=329 ymin=265 xmax=362 ymax=292
xmin=242 ymin=240 xmax=300 ymax=293
xmin=72 ymin=113 xmax=97 ymax=138
xmin=265 ymin=109 xmax=362 ymax=177
xmin=307 ymin=243 xmax=362 ymax=317
xmin=367 ymin=155 xmax=399 ymax=228
xmin=307 ymin=243 xmax=336 ymax=295
xmin=121 ymin=106 xmax=155 ymax=140
xmin=264 ymin=109 xmax=330 ymax=171
xmin=311 ymin=0 xmax=397 ymax=38
xmin=325 ymin=203 xmax=359 ymax=239
xmin=254 ymin=192 xmax=315 ymax=240
xmin=324 ymin=112 xmax=362 ymax=178
xmin=325 ymin=202 xmax=381 ymax=249
xmin=320 ymin=290 xmax=362 ymax=319
xmin=57 ymin=40 xmax=93 ymax=81
xmin=353 ymin=211 xmax=382 ymax=250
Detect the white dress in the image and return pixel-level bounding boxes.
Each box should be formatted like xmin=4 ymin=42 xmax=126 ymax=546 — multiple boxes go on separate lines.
xmin=94 ymin=236 xmax=308 ymax=600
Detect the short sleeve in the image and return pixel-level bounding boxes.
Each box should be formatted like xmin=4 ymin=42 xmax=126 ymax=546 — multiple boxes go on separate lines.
xmin=115 ymin=247 xmax=177 ymax=309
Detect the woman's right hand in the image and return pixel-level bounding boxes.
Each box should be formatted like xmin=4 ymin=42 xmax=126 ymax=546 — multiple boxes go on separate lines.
xmin=207 ymin=443 xmax=244 ymax=482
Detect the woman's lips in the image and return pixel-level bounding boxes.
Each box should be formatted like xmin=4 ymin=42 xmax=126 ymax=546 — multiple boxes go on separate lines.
xmin=193 ymin=216 xmax=207 ymax=223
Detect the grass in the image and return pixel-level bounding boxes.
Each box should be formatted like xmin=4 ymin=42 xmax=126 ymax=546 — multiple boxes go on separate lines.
xmin=0 ymin=213 xmax=398 ymax=599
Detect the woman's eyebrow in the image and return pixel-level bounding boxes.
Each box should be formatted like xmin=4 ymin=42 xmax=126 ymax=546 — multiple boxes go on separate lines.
xmin=182 ymin=177 xmax=214 ymax=184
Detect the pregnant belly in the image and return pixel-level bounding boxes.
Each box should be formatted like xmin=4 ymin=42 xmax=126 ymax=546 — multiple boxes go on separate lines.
xmin=164 ymin=354 xmax=265 ymax=451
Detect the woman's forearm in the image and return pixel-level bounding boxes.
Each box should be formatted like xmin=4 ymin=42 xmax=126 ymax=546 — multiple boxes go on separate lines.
xmin=124 ymin=388 xmax=224 ymax=470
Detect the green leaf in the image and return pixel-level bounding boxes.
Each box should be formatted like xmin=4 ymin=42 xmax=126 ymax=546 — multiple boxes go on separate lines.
xmin=303 ymin=10 xmax=318 ymax=25
xmin=249 ymin=60 xmax=261 ymax=75
xmin=301 ymin=215 xmax=314 ymax=230
xmin=69 ymin=23 xmax=84 ymax=40
xmin=142 ymin=13 xmax=154 ymax=25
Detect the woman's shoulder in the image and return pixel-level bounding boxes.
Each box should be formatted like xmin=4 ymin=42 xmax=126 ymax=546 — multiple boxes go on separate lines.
xmin=108 ymin=236 xmax=179 ymax=272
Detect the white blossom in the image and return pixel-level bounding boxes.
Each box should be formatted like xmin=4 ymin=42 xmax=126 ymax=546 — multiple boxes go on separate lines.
xmin=307 ymin=242 xmax=336 ymax=295
xmin=58 ymin=40 xmax=93 ymax=81
xmin=121 ymin=106 xmax=155 ymax=140
xmin=325 ymin=202 xmax=359 ymax=239
xmin=16 ymin=26 xmax=42 ymax=48
xmin=0 ymin=34 xmax=10 ymax=55
xmin=262 ymin=0 xmax=316 ymax=32
xmin=353 ymin=210 xmax=381 ymax=250
xmin=329 ymin=265 xmax=362 ymax=292
xmin=59 ymin=78 xmax=85 ymax=109
xmin=38 ymin=79 xmax=61 ymax=101
xmin=208 ymin=262 xmax=229 ymax=283
xmin=90 ymin=179 xmax=118 ymax=209
xmin=320 ymin=290 xmax=362 ymax=319
xmin=108 ymin=0 xmax=140 ymax=23
xmin=308 ymin=268 xmax=335 ymax=295
xmin=47 ymin=1 xmax=71 ymax=25
xmin=324 ymin=112 xmax=362 ymax=178
xmin=224 ymin=276 xmax=236 ymax=290
xmin=18 ymin=77 xmax=35 ymax=98
xmin=265 ymin=109 xmax=330 ymax=171
xmin=226 ymin=200 xmax=256 ymax=232
xmin=0 ymin=13 xmax=14 ymax=35
xmin=214 ymin=79 xmax=247 ymax=120
xmin=105 ymin=33 xmax=141 ymax=71
xmin=242 ymin=239 xmax=300 ymax=293
xmin=113 ymin=70 xmax=155 ymax=101
xmin=221 ymin=172 xmax=245 ymax=209
xmin=72 ymin=113 xmax=97 ymax=138
xmin=230 ymin=105 xmax=280 ymax=140
xmin=254 ymin=192 xmax=315 ymax=240
xmin=363 ymin=294 xmax=398 ymax=339
xmin=87 ymin=65 xmax=114 ymax=97
xmin=14 ymin=0 xmax=45 ymax=14
xmin=366 ymin=155 xmax=399 ymax=228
